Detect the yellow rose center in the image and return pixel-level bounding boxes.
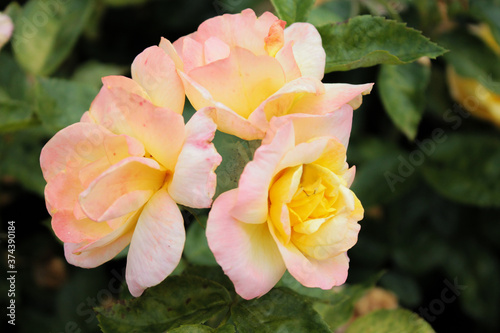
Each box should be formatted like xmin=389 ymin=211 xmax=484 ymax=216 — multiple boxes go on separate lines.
xmin=267 ymin=139 xmax=363 ymax=260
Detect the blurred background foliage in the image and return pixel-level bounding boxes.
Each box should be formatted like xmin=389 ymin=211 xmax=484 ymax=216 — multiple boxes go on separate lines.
xmin=0 ymin=0 xmax=499 ymax=332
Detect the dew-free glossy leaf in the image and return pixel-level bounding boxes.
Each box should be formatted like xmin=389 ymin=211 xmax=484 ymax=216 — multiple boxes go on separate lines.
xmin=378 ymin=62 xmax=431 ymax=140
xmin=318 ymin=15 xmax=446 ymax=72
xmin=34 ymin=77 xmax=97 ymax=133
xmin=96 ymin=275 xmax=232 ymax=333
xmin=270 ymin=0 xmax=315 ymax=24
xmin=12 ymin=0 xmax=94 ymax=75
xmin=346 ymin=308 xmax=435 ymax=333
xmin=439 ymin=30 xmax=500 ymax=95
xmin=232 ymin=288 xmax=331 ymax=333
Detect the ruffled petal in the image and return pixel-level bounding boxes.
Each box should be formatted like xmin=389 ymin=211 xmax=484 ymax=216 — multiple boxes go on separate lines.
xmin=176 ymin=36 xmax=205 ymax=73
xmin=159 ymin=37 xmax=184 ymax=70
xmin=168 ymin=108 xmax=221 ymax=208
xmin=186 ymin=9 xmax=278 ymax=57
xmin=79 ymin=157 xmax=165 ymax=222
xmin=131 ymin=46 xmax=185 ymax=113
xmin=64 ymin=229 xmax=133 ymax=268
xmin=126 ymin=189 xmax=185 ymax=297
xmin=89 ymin=82 xmax=186 ymax=170
xmin=276 ymin=137 xmax=330 ymax=172
xmin=265 ymin=105 xmax=354 ymax=147
xmin=207 ymin=190 xmax=285 ymax=299
xmin=288 ymin=83 xmax=374 ymax=114
xmin=40 ymin=122 xmax=116 ymax=182
xmin=284 ymin=23 xmax=326 ymax=80
xmin=187 ymin=47 xmax=286 ymax=119
xmin=204 ymin=37 xmax=230 ymax=64
xmin=52 ymin=211 xmax=113 ymax=244
xmin=0 ymin=13 xmax=13 ymax=50
xmin=270 ymin=224 xmax=350 ymax=289
xmin=231 ymin=121 xmax=295 ymax=224
xmin=248 ymin=77 xmax=324 ymax=132
xmin=292 ymin=214 xmax=361 ymax=260
xmin=179 ymin=71 xmax=265 ymax=140
xmin=275 ymin=41 xmax=302 ymax=82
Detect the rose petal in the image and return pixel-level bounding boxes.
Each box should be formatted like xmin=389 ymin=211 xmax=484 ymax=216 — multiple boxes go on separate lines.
xmin=159 ymin=37 xmax=184 ymax=70
xmin=64 ymin=229 xmax=133 ymax=268
xmin=275 ymin=41 xmax=302 ymax=82
xmin=207 ymin=190 xmax=285 ymax=300
xmin=40 ymin=122 xmax=117 ymax=182
xmin=204 ymin=36 xmax=230 ymax=64
xmin=177 ymin=36 xmax=205 ymax=73
xmin=284 ymin=23 xmax=326 ymax=80
xmin=79 ymin=157 xmax=165 ymax=222
xmin=183 ymin=9 xmax=278 ymax=57
xmin=52 ymin=210 xmax=113 ymax=244
xmin=289 ymin=83 xmax=374 ymax=114
xmin=90 ymin=83 xmax=186 ymax=170
xmin=100 ymin=75 xmax=149 ymax=99
xmin=187 ymin=47 xmax=286 ymax=119
xmin=292 ymin=214 xmax=361 ymax=260
xmin=231 ymin=121 xmax=295 ymax=224
xmin=126 ymin=189 xmax=185 ymax=297
xmin=270 ymin=224 xmax=350 ymax=289
xmin=168 ymin=107 xmax=221 ymax=208
xmin=0 ymin=13 xmax=13 ymax=51
xmin=132 ymin=46 xmax=185 ymax=113
xmin=179 ymin=71 xmax=265 ymax=140
xmin=265 ymin=105 xmax=354 ymax=147
xmin=276 ymin=137 xmax=330 ymax=172
xmin=248 ymin=77 xmax=324 ymax=132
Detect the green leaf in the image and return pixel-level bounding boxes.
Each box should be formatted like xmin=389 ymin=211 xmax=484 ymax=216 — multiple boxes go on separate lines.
xmin=0 ymin=52 xmax=32 ymax=101
xmin=12 ymin=0 xmax=94 ymax=75
xmin=470 ymin=0 xmax=500 ymax=46
xmin=34 ymin=77 xmax=97 ymax=133
xmin=421 ymin=133 xmax=500 ymax=207
xmin=0 ymin=99 xmax=37 ymax=133
xmin=169 ymin=324 xmax=215 ymax=333
xmin=215 ymin=324 xmax=236 ymax=333
xmin=318 ymin=15 xmax=446 ymax=72
xmin=308 ymin=0 xmax=352 ymax=26
xmin=212 ymin=130 xmax=260 ymax=198
xmin=304 ymin=272 xmax=383 ymax=331
xmin=103 ymin=0 xmax=151 ymax=6
xmin=182 ymin=265 xmax=235 ymax=293
xmin=168 ymin=324 xmax=235 ymax=333
xmin=346 ymin=309 xmax=435 ymax=333
xmin=184 ymin=217 xmax=218 ymax=266
xmin=96 ymin=275 xmax=232 ymax=333
xmin=350 ymin=138 xmax=416 ymax=207
xmin=378 ymin=62 xmax=431 ymax=140
xmin=379 ymin=272 xmax=422 ymax=308
xmin=72 ymin=61 xmax=128 ymax=90
xmin=439 ymin=30 xmax=500 ymax=95
xmin=232 ymin=288 xmax=331 ymax=333
xmin=270 ymin=0 xmax=315 ymax=24
xmin=0 ymin=128 xmax=48 ymax=195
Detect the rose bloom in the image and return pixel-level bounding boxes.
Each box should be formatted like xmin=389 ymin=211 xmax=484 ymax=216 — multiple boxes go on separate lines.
xmin=0 ymin=13 xmax=13 ymax=51
xmin=160 ymin=9 xmax=372 ymax=140
xmin=40 ymin=46 xmax=221 ymax=297
xmin=446 ymin=24 xmax=500 ymax=127
xmin=447 ymin=67 xmax=500 ymax=127
xmin=206 ymin=106 xmax=362 ymax=299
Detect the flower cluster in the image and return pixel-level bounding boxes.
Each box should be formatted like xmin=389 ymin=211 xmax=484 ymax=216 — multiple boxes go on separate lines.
xmin=40 ymin=9 xmax=372 ymax=299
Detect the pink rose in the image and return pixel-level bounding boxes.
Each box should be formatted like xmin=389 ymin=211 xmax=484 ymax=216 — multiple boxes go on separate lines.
xmin=162 ymin=9 xmax=372 ymax=140
xmin=206 ymin=107 xmax=363 ymax=299
xmin=0 ymin=13 xmax=13 ymax=51
xmin=40 ymin=46 xmax=221 ymax=297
